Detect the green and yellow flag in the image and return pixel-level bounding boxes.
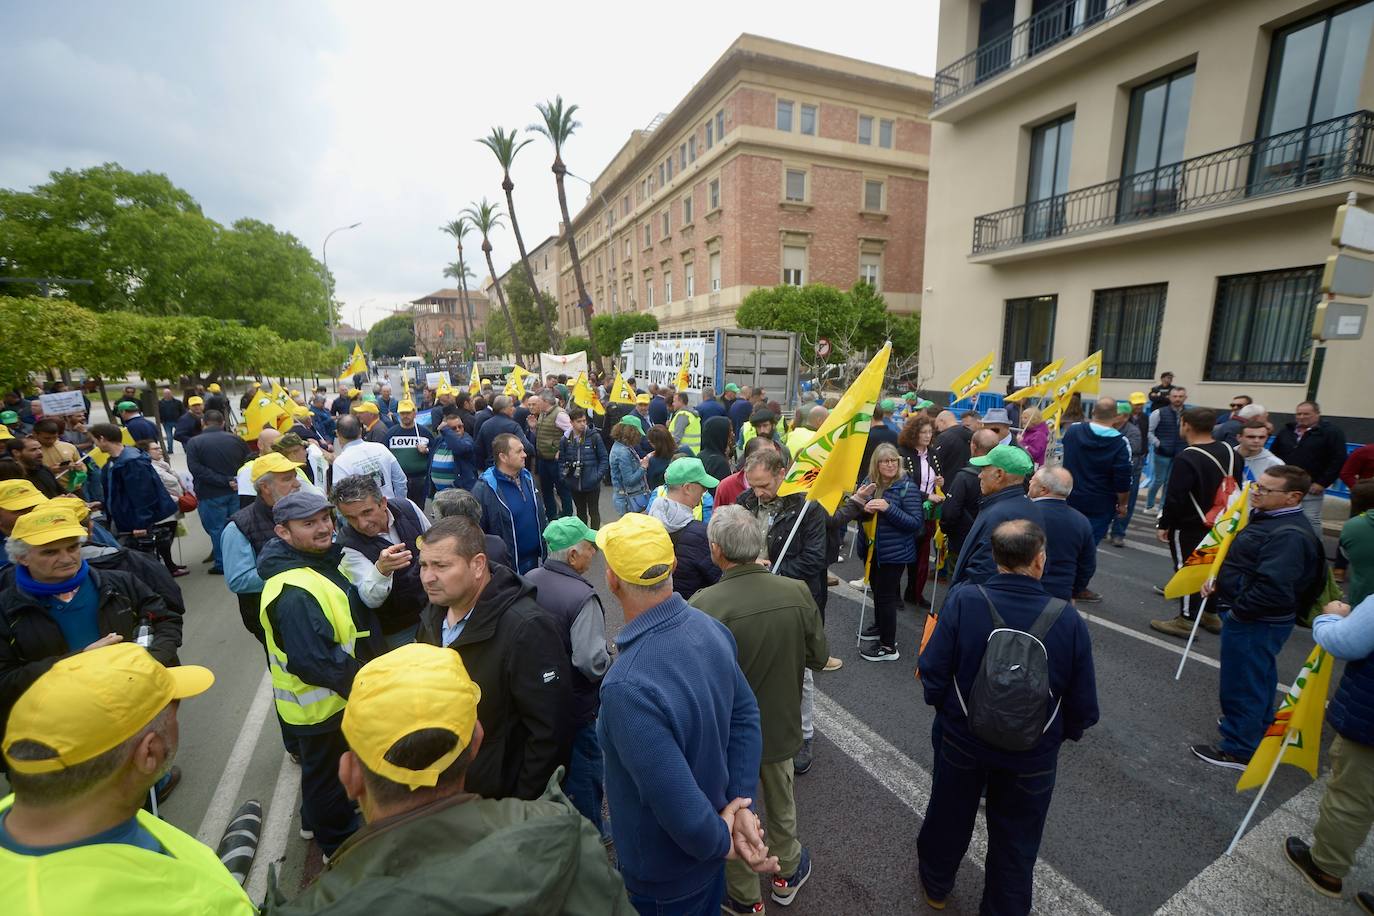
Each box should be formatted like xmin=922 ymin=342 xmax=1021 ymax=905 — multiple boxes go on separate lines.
xmin=610 ymin=369 xmax=636 ymax=405
xmin=1005 ymin=358 xmax=1064 ymax=402
xmin=503 ymin=365 xmax=530 ymax=400
xmin=469 ymin=363 xmax=481 ymax=398
xmin=779 ymin=343 xmax=891 ymax=512
xmin=1237 ymin=646 xmax=1333 ymax=791
xmin=572 ymin=371 xmax=605 ymax=415
xmin=948 ymin=352 xmax=995 ymax=405
xmin=339 ymin=343 xmax=367 ymax=382
xmin=1164 ymin=485 xmax=1249 ymax=599
xmin=1046 ymin=351 xmax=1102 ymax=403
xmin=675 ymin=348 xmax=692 ymax=391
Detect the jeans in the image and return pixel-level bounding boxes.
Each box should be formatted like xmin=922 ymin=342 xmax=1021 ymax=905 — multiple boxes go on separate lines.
xmin=1083 ymin=511 xmax=1113 ymax=544
xmin=725 ymin=759 xmax=802 ymax=905
xmin=197 ymin=493 xmax=240 ymax=572
xmin=1312 ymin=734 xmax=1374 ymax=877
xmin=571 ymin=487 xmax=602 ymax=527
xmin=1110 ymin=464 xmax=1143 ymax=539
xmin=917 ymin=731 xmax=1058 ymax=915
xmin=627 ymin=869 xmax=725 ymax=916
xmin=562 ymin=721 xmax=607 ymax=837
xmin=1301 ymin=490 xmax=1326 ymax=538
xmin=1146 ymin=452 xmax=1174 ymax=510
xmin=537 ymin=457 xmax=571 ymax=520
xmin=405 ymin=473 xmax=429 ymax=509
xmin=296 ymin=726 xmax=360 ymax=855
xmin=1218 ymin=614 xmax=1294 ymax=759
xmin=162 ymin=421 xmax=177 ymax=454
xmin=870 ymin=561 xmax=905 ymax=649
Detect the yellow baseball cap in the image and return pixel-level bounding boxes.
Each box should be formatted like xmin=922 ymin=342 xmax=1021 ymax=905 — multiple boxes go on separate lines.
xmin=207 ymin=383 xmax=222 ymax=393
xmin=50 ymin=495 xmax=91 ymax=524
xmin=635 ymin=393 xmax=651 ymax=405
xmin=0 ymin=425 xmax=12 ymax=440
xmin=0 ymin=479 xmax=46 ymax=512
xmin=1128 ymin=391 xmax=1147 ymax=406
xmin=250 ymin=451 xmax=303 ymax=482
xmin=290 ymin=389 xmax=302 ymax=398
xmin=342 ymin=644 xmax=482 ymax=790
xmin=353 ymin=401 xmax=379 ymax=415
xmin=397 ymin=399 xmax=416 ymax=412
xmin=3 ymin=643 xmax=213 ymax=775
xmin=10 ymin=503 xmax=86 ymax=545
xmin=186 ymin=396 xmax=204 ymax=407
xmin=596 ymin=513 xmax=674 ymax=585
xmin=347 ymin=388 xmax=361 ymax=398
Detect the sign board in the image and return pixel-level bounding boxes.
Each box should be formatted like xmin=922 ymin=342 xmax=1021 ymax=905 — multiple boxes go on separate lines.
xmin=816 ymin=337 xmax=832 ymax=359
xmin=646 ymin=338 xmax=707 ymax=392
xmin=475 ymin=341 xmax=487 ymax=359
xmin=1332 ymin=204 xmax=1374 ymax=253
xmin=424 ymin=371 xmax=451 ymax=389
xmin=540 ymin=351 xmax=588 ymax=380
xmin=1312 ymin=300 xmax=1368 ymax=340
xmin=39 ymin=390 xmax=86 ymax=416
xmin=1321 ymin=253 xmax=1374 ymax=297
xmin=1013 ymin=360 xmax=1032 ymax=387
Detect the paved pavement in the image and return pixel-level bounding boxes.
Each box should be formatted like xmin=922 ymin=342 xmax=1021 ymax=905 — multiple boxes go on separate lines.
xmin=13 ymin=455 xmax=1372 ymax=914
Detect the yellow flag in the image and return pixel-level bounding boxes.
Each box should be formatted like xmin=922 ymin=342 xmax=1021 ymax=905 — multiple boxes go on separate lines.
xmin=434 ymin=374 xmax=455 ymax=398
xmin=862 ymin=514 xmax=878 ymax=584
xmin=948 ymin=352 xmax=995 ymax=405
xmin=243 ymin=388 xmax=288 ymax=440
xmin=1046 ymin=351 xmax=1102 ymax=403
xmin=675 ymin=348 xmax=692 ymax=390
xmin=1164 ymin=485 xmax=1250 ymax=598
xmin=469 ymin=363 xmax=481 ymax=398
xmin=610 ymin=369 xmax=636 ymax=405
xmin=339 ymin=343 xmax=367 ymax=381
xmin=779 ymin=343 xmax=891 ymax=512
xmin=1237 ymin=646 xmax=1333 ymax=791
xmin=270 ymin=382 xmax=291 ymax=407
xmin=503 ymin=366 xmax=529 ymax=399
xmin=1005 ymin=358 xmax=1064 ymax=402
xmin=573 ymin=372 xmax=605 ymax=415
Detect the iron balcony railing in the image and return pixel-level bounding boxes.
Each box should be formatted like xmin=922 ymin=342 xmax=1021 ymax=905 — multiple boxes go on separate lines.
xmin=971 ymin=110 xmax=1374 ymax=255
xmin=933 ymin=0 xmax=1140 ymax=108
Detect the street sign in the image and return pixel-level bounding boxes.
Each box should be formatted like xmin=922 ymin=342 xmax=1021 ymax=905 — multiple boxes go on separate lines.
xmin=816 ymin=337 xmax=832 ymax=358
xmin=475 ymin=341 xmax=487 ymax=359
xmin=1013 ymin=360 xmax=1032 ymax=387
xmin=1312 ymin=300 xmax=1368 ymax=340
xmin=1332 ymin=204 xmax=1374 ymax=253
xmin=1320 ymin=252 xmax=1374 ymax=297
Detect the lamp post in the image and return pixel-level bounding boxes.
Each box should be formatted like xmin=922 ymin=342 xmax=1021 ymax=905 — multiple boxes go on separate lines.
xmin=323 ymin=222 xmax=361 ymax=345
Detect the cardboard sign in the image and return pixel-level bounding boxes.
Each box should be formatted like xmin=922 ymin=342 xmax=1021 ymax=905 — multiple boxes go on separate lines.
xmin=39 ymin=390 xmax=86 ymax=416
xmin=647 ymin=338 xmax=707 ymax=392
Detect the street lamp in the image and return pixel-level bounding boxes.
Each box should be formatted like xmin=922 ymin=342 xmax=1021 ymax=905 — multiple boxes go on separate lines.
xmin=323 ymin=222 xmax=361 ymax=345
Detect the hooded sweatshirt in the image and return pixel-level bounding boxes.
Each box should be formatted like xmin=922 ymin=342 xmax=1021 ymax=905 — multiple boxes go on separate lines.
xmin=648 ymin=497 xmax=720 ymax=600
xmin=697 ymin=416 xmax=733 ymax=489
xmin=1061 ymin=421 xmax=1132 ymax=518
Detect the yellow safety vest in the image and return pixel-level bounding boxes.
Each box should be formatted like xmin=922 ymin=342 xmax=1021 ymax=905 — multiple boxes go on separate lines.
xmin=260 ymin=567 xmax=365 ymax=726
xmin=671 ymin=409 xmax=701 ymax=453
xmin=651 ymin=485 xmax=704 ymax=521
xmin=0 ymin=794 xmax=256 ymax=916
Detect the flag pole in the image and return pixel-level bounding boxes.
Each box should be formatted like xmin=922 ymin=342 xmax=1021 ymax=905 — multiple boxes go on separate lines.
xmin=1225 ymin=729 xmax=1296 ymax=856
xmin=770 ymin=499 xmax=813 ymax=576
xmin=1173 ymin=593 xmax=1212 ymax=680
xmin=855 ymin=582 xmax=872 ymax=647
xmin=927 ymin=529 xmax=941 ymax=609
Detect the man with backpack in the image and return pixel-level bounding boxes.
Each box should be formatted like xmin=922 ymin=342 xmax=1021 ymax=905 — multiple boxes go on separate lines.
xmin=1150 ymin=407 xmax=1243 ymax=640
xmin=916 ymin=518 xmax=1098 ymax=914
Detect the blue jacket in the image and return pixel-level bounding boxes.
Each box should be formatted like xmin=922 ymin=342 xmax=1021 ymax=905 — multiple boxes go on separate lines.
xmin=1034 ymin=498 xmax=1097 ymax=600
xmin=434 ymin=426 xmax=478 ymax=491
xmin=471 ymin=466 xmax=547 ymax=575
xmin=309 ymin=405 xmax=336 ymax=440
xmin=101 ymin=447 xmax=177 ymax=533
xmin=474 ymin=413 xmax=534 ymax=469
xmin=727 ymin=398 xmax=753 ymax=436
xmin=122 ymin=414 xmax=159 ymax=443
xmin=951 ymin=487 xmax=1046 ymax=588
xmin=1215 ymin=508 xmax=1326 ymax=624
xmin=919 ymin=573 xmax=1099 ymax=770
xmin=598 ymin=593 xmax=761 ymax=900
xmin=648 ymin=395 xmax=669 ymax=427
xmin=1316 ymin=599 xmax=1374 ymax=747
xmin=1062 ymin=422 xmax=1132 ymax=518
xmin=558 ymin=430 xmax=607 ymax=492
xmin=374 ymin=395 xmax=398 ymax=427
xmin=833 ymin=476 xmax=925 ymax=566
xmin=696 ymin=398 xmax=726 ymax=421
xmin=609 ymin=442 xmax=648 ymax=498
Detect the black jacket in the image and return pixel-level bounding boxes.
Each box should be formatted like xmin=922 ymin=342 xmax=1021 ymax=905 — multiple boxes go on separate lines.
xmin=1159 ymin=443 xmax=1241 ymax=532
xmin=736 ymin=490 xmax=829 ymax=610
xmin=417 ymin=565 xmax=573 ymax=801
xmin=474 ymin=413 xmax=534 ymax=469
xmin=157 ymin=397 xmax=185 ymax=422
xmin=173 ymin=411 xmax=203 ymax=445
xmin=697 ymin=416 xmax=734 ymax=490
xmin=941 ymin=465 xmax=983 ymax=556
xmin=1272 ymin=420 xmax=1348 ymax=488
xmin=0 ymin=566 xmax=182 ymax=732
xmin=933 ymin=426 xmax=974 ymax=480
xmin=1215 ymin=509 xmax=1326 ymax=624
xmin=185 ymin=428 xmax=251 ymax=499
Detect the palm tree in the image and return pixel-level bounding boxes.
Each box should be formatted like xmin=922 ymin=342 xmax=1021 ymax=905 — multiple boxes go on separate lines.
xmin=530 ymin=95 xmax=600 ymax=366
xmin=478 ymin=126 xmax=560 ymax=351
xmin=461 ymin=198 xmax=523 ymax=365
xmin=442 ymin=259 xmax=476 ymax=357
xmin=439 ymin=218 xmax=477 ymax=357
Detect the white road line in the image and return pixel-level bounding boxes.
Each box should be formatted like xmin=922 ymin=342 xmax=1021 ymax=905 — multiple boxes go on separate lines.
xmin=1098 ymin=538 xmax=1172 ymax=559
xmin=1076 ymin=612 xmax=1290 ymax=693
xmin=244 ymin=751 xmax=301 ymax=905
xmin=813 ymin=690 xmax=1110 ymax=916
xmin=196 ymin=670 xmax=274 ymax=845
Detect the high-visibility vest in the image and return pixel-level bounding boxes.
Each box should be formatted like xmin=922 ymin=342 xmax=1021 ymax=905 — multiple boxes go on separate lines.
xmin=671 ymin=409 xmax=701 ymax=453
xmin=0 ymin=794 xmax=256 ymax=915
xmin=259 ymin=567 xmax=364 ymax=726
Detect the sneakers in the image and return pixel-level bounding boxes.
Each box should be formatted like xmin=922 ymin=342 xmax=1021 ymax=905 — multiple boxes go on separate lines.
xmin=1284 ymin=837 xmax=1342 ymax=897
xmin=770 ymin=848 xmax=811 ymax=906
xmin=1199 ymin=612 xmax=1223 ymax=634
xmin=1191 ymin=744 xmax=1249 ymax=771
xmin=721 ymin=898 xmax=764 ymax=914
xmin=299 ymin=827 xmax=315 ymax=841
xmin=1149 ymin=615 xmax=1194 ymax=639
xmin=860 ymin=624 xmax=880 ymax=641
xmin=1108 ymin=535 xmax=1126 ymax=548
xmin=920 ymin=877 xmax=947 ymax=910
xmin=823 ymin=656 xmax=843 ymax=672
xmin=171 ymin=565 xmax=190 ymax=578
xmin=826 ymin=573 xmax=839 ymax=587
xmin=847 ymin=578 xmax=866 ymax=590
xmin=860 ymin=644 xmax=900 ymax=662
xmin=1073 ymin=589 xmax=1102 ymax=603
xmin=1152 ymin=584 xmax=1168 ymax=597
xmin=793 ymin=738 xmax=814 ymax=775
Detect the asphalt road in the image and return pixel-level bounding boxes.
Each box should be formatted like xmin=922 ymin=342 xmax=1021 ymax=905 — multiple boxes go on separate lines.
xmin=17 ymin=453 xmax=1374 ymax=915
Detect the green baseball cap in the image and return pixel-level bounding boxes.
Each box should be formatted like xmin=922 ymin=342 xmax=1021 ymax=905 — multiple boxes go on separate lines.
xmin=664 ymin=457 xmax=719 ymax=489
xmin=916 ymin=399 xmax=934 ymax=409
xmin=879 ymin=398 xmax=895 ymax=410
xmin=903 ymin=392 xmax=918 ymax=401
xmin=115 ymin=400 xmax=139 ymax=412
xmin=0 ymin=411 xmax=18 ymax=424
xmin=969 ymin=444 xmax=1035 ymax=476
xmin=543 ymin=516 xmax=598 ymax=553
xmin=619 ymin=414 xmax=644 ymax=432
xmin=724 ymin=383 xmax=741 ymax=393
xmin=1116 ymin=401 xmax=1132 ymax=415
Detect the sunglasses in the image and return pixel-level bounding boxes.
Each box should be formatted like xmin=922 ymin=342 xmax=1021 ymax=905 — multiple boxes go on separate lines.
xmin=1229 ymin=403 xmax=1242 ymax=409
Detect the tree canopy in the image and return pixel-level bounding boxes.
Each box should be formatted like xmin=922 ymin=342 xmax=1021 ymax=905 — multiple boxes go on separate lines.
xmin=365 ymin=313 xmax=415 ymax=359
xmin=483 ymin=266 xmax=556 ymax=362
xmin=736 ymin=282 xmax=920 ymax=362
xmin=589 ymin=312 xmax=659 ymax=363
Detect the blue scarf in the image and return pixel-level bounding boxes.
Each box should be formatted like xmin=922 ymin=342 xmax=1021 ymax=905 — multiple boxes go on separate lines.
xmin=16 ymin=560 xmax=90 ymax=597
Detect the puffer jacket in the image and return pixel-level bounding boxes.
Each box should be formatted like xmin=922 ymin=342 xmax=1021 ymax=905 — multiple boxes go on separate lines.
xmin=559 ymin=430 xmax=608 ymax=492
xmin=735 ymin=489 xmax=830 ymax=609
xmin=832 ymin=475 xmax=925 ymax=565
xmin=648 ymin=497 xmax=720 ymax=599
xmin=102 ymin=446 xmax=178 ymax=533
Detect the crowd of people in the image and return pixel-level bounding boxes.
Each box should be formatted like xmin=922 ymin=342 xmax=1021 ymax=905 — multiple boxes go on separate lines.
xmin=0 ymin=363 xmax=1372 ymax=916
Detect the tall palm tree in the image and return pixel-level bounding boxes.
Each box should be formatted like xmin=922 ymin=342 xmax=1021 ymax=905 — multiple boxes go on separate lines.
xmin=530 ymin=95 xmax=600 ymax=366
xmin=461 ymin=198 xmax=523 ymax=365
xmin=438 ymin=218 xmax=477 ymax=355
xmin=442 ymin=259 xmax=476 ymax=357
xmin=478 ymin=126 xmax=560 ymax=351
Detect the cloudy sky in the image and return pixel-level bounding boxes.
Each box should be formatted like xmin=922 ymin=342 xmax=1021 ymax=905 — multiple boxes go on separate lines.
xmin=1 ymin=1 xmax=939 ymax=332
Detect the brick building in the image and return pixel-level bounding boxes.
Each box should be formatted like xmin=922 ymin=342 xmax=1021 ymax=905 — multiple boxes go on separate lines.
xmin=410 ymin=287 xmax=489 ymax=358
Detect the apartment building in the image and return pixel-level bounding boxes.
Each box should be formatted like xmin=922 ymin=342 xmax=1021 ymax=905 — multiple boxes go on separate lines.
xmin=924 ymin=0 xmax=1374 ymax=430
xmin=489 ymin=234 xmax=564 ymax=326
xmin=555 ymin=33 xmax=932 ymax=336
xmin=410 ymin=287 xmax=490 ymax=358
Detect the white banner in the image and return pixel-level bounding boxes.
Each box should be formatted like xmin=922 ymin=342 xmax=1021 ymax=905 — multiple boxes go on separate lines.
xmin=647 ymin=338 xmax=707 ymax=393
xmin=424 ymin=371 xmax=451 ymax=389
xmin=39 ymin=390 xmax=86 ymax=416
xmin=540 ymin=351 xmax=588 ymax=380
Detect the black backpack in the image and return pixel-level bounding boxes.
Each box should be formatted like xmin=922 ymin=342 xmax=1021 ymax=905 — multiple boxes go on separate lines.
xmin=959 ymin=586 xmax=1066 ymax=752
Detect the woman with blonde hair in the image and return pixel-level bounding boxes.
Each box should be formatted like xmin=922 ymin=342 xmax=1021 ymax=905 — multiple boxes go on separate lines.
xmin=610 ymin=416 xmax=651 ymax=514
xmin=1019 ymin=405 xmax=1049 ymax=466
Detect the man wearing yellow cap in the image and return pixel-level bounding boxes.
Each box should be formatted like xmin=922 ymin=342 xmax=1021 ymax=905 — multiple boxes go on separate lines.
xmin=595 ymin=513 xmax=776 ymax=912
xmin=0 ymin=478 xmax=49 ymax=569
xmin=0 ymin=644 xmax=253 ymax=914
xmin=384 ymin=397 xmax=436 ymax=506
xmin=173 ymin=395 xmax=205 ymax=446
xmin=262 ymin=644 xmax=630 ymax=914
xmin=352 ymin=400 xmax=389 ymax=445
xmin=222 ymin=452 xmax=304 ymax=642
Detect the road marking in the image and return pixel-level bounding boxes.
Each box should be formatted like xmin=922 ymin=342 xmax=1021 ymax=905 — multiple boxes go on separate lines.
xmin=1098 ymin=538 xmax=1172 ymax=559
xmin=196 ymin=670 xmax=274 ymax=845
xmin=245 ymin=751 xmax=301 ymax=905
xmin=813 ymin=690 xmax=1110 ymax=915
xmin=1076 ymin=612 xmax=1290 ymax=693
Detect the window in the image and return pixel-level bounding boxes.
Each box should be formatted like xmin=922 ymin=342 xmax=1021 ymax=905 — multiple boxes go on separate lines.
xmin=666 ymin=157 xmax=673 ymax=181
xmin=1089 ymin=284 xmax=1167 ymax=378
xmin=624 ymin=237 xmax=632 ymax=259
xmin=1023 ymin=114 xmax=1074 ymax=240
xmin=645 ymin=277 xmax=654 ymax=309
xmin=688 ymin=136 xmax=696 ymax=161
xmin=640 ymin=178 xmax=648 ymax=199
xmin=680 ymin=143 xmax=687 ymax=170
xmin=800 ymin=104 xmax=817 ymax=136
xmin=664 ymin=272 xmax=672 ymax=303
xmin=879 ymin=119 xmax=894 ymax=148
xmin=706 ymin=119 xmax=714 ymax=149
xmin=782 ymin=246 xmax=806 ymax=286
xmin=863 ymin=179 xmax=884 ymax=211
xmin=1254 ymin=1 xmax=1374 ymax=189
xmin=860 ymin=253 xmax=881 ymax=290
xmin=858 ymin=115 xmax=874 ymax=145
xmin=1119 ymin=67 xmax=1194 ymax=220
xmin=1000 ymin=296 xmax=1057 ymax=375
xmin=685 ymin=262 xmax=695 ymax=297
xmin=596 ymin=255 xmax=603 ymax=275
xmin=709 ymin=251 xmax=721 ymax=291
xmin=661 ymin=211 xmax=670 ymax=239
xmin=785 ymin=169 xmax=806 ymax=202
xmin=682 ymin=194 xmax=693 ymax=225
xmin=777 ymin=100 xmax=794 ymax=132
xmin=658 ymin=163 xmax=666 ymax=187
xmin=715 ymin=109 xmax=725 ymax=141
xmin=708 ymin=178 xmax=720 ymax=210
xmin=623 ymin=195 xmax=631 ymax=215
xmin=977 ymin=0 xmax=1015 ymax=79
xmin=643 ymin=225 xmax=652 ymax=249
xmin=610 ymin=285 xmax=618 ymax=309
xmin=1205 ymin=266 xmax=1321 ymax=383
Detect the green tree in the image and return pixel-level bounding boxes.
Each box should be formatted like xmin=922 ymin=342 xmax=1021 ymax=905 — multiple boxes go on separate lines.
xmin=484 ymin=266 xmax=554 ymax=363
xmin=195 ymin=218 xmax=331 ymax=342
xmin=461 ymin=199 xmax=523 ymax=364
xmin=439 ymin=219 xmax=476 ymax=346
xmin=366 ymin=313 xmax=415 ymax=358
xmin=561 ymin=335 xmax=591 ymax=357
xmin=589 ymin=312 xmax=658 ymax=364
xmin=0 ymin=297 xmax=100 ymax=390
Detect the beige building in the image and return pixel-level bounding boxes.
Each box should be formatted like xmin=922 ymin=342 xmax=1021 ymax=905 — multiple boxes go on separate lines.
xmin=410 ymin=288 xmax=489 ymax=358
xmin=924 ymin=0 xmax=1374 ymax=432
xmin=554 ymin=33 xmax=932 ymax=336
xmin=491 ymin=233 xmax=563 ymax=323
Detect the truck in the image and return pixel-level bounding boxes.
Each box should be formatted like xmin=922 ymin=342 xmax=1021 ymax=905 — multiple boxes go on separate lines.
xmin=624 ymin=328 xmax=799 ymax=411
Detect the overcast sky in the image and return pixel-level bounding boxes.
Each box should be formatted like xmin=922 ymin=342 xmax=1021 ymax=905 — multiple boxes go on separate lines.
xmin=1 ymin=1 xmax=939 ymax=332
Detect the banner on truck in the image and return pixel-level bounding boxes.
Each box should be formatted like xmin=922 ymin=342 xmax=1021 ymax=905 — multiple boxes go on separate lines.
xmin=425 ymin=371 xmax=451 ymax=389
xmin=540 ymin=351 xmax=588 ymax=381
xmin=647 ymin=338 xmax=707 ymax=392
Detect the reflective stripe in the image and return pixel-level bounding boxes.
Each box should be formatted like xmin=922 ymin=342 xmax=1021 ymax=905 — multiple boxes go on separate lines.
xmin=259 ymin=566 xmax=359 ymax=726
xmin=272 ymin=685 xmax=341 ymax=707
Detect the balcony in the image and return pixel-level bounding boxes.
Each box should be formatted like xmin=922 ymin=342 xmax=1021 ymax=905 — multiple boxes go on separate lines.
xmin=971 ymin=111 xmax=1374 ymax=256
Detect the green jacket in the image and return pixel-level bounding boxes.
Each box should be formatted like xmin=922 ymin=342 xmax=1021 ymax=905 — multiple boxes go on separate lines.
xmin=264 ymin=769 xmax=630 ymax=915
xmin=689 ymin=564 xmax=829 ymax=763
xmin=1342 ymin=511 xmax=1374 ymax=609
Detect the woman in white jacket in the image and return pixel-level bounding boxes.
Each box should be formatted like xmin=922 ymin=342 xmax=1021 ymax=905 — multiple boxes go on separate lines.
xmin=135 ymin=438 xmax=189 ymax=577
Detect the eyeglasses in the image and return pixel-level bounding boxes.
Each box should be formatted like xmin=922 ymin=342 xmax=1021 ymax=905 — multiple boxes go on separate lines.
xmin=1229 ymin=403 xmax=1243 ymax=409
xmin=1249 ymin=483 xmax=1291 ymax=496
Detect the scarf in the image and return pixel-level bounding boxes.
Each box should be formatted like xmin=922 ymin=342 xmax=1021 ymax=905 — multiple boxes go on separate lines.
xmin=17 ymin=559 xmax=91 ymax=597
